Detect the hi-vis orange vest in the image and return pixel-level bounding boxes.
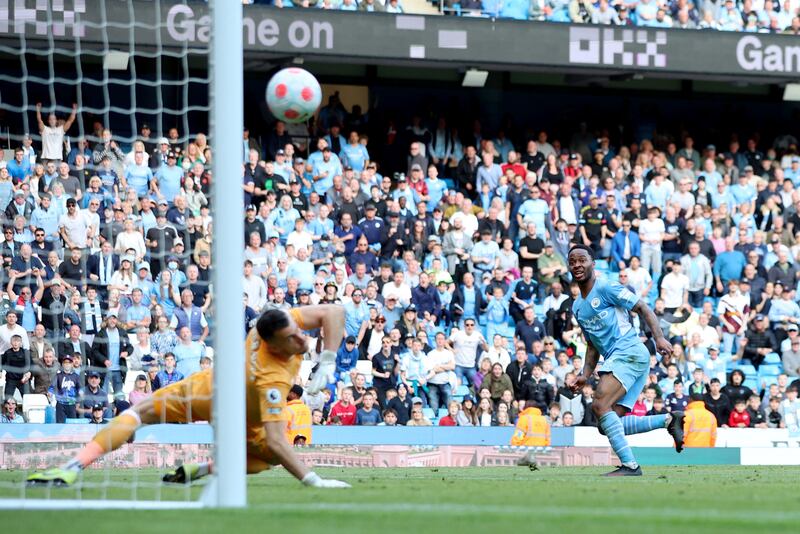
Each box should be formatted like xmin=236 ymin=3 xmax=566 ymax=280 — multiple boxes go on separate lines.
xmin=285 ymin=399 xmax=313 ymax=445
xmin=683 ymin=400 xmax=717 ymax=448
xmin=510 ymin=407 xmax=551 ymax=446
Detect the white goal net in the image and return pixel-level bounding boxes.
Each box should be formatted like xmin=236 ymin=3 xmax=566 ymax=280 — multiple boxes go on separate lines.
xmin=0 ymin=0 xmax=245 ymax=508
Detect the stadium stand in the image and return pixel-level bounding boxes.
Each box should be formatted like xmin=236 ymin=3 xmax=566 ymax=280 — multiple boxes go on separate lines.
xmin=261 ymin=0 xmax=800 ymax=34
xmin=2 ymin=80 xmax=800 ymax=433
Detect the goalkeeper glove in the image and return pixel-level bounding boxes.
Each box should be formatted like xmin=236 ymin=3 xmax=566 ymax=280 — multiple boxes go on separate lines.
xmin=306 ymin=350 xmax=336 ymax=394
xmin=302 ymin=471 xmax=351 ymax=489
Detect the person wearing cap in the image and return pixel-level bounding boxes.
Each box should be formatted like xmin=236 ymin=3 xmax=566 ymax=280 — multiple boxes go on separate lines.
xmin=51 ymin=353 xmax=80 ymax=423
xmin=88 ymin=403 xmax=110 ymax=425
xmin=77 ymin=370 xmax=109 ymax=418
xmin=334 ymin=335 xmax=360 ymax=385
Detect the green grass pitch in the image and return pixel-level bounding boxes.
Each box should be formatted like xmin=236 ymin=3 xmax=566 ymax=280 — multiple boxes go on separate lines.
xmin=1 ymin=466 xmax=799 ymax=533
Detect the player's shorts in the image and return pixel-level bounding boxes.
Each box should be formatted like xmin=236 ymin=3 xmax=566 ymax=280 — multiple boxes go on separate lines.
xmin=599 ymin=343 xmax=650 ymax=409
xmin=152 ymin=370 xmax=214 ymax=423
xmin=151 ymin=369 xmax=277 ymax=466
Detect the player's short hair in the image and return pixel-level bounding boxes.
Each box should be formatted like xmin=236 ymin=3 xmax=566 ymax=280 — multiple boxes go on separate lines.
xmin=568 ymin=244 xmax=594 ymax=259
xmin=255 ymin=308 xmax=290 ymax=340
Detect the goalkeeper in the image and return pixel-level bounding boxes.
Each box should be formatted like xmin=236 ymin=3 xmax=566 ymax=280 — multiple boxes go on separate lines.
xmin=28 ymin=305 xmax=348 ymax=489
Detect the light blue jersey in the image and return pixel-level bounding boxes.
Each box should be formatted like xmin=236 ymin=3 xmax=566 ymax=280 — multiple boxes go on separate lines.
xmin=572 ymin=279 xmax=640 ymax=358
xmin=573 ymin=278 xmax=649 ymax=407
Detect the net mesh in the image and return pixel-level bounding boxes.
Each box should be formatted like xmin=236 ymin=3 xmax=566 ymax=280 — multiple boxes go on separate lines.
xmin=0 ymin=1 xmax=219 ymax=506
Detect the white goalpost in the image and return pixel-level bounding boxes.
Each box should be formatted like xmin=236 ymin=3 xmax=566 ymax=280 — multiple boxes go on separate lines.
xmin=0 ymin=0 xmax=245 ymax=509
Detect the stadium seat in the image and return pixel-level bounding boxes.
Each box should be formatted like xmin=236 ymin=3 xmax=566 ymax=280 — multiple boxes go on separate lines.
xmin=422 ymin=408 xmax=435 ymax=420
xmin=763 ymin=353 xmax=781 ymax=365
xmin=758 ymin=363 xmax=782 ymax=376
xmin=66 ymin=418 xmax=87 ymax=424
xmin=437 ymin=408 xmax=448 ymax=418
xmin=743 ymin=377 xmax=760 ymax=393
xmin=455 ymin=385 xmax=470 ymax=398
xmin=594 ymin=259 xmax=609 ymax=272
xmin=735 ymin=364 xmax=757 ymax=377
xmin=21 ymin=394 xmax=49 ymax=424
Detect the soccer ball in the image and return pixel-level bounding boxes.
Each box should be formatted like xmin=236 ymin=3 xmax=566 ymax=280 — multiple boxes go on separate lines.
xmin=266 ymin=68 xmax=322 ymax=124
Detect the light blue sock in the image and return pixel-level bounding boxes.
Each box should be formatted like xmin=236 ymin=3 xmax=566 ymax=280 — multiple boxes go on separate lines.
xmin=599 ymin=411 xmax=638 ymax=469
xmin=622 ymin=414 xmax=668 ymax=435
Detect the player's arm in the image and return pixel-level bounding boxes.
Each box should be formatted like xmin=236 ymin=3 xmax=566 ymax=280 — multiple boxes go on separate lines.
xmin=263 ymin=420 xmax=348 ymax=488
xmin=632 ymin=299 xmax=672 ymax=357
xmin=296 ymin=304 xmax=344 ymax=353
xmin=301 ymin=305 xmax=345 ymax=393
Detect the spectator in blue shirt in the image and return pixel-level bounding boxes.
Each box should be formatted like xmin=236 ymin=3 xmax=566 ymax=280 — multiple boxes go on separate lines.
xmin=6 ymin=148 xmax=31 ymax=182
xmin=340 ymin=131 xmax=369 ymax=172
xmin=344 ymin=289 xmax=369 ymax=339
xmin=154 ymin=152 xmax=183 ymax=204
xmin=713 ymin=236 xmax=746 ymax=292
xmin=471 ymin=229 xmax=500 ymax=277
xmin=356 ymin=391 xmax=383 ymax=425
xmin=336 ymin=336 xmax=360 ymax=384
xmin=311 ymin=147 xmax=342 ymax=196
xmin=730 ymin=171 xmax=757 ymax=210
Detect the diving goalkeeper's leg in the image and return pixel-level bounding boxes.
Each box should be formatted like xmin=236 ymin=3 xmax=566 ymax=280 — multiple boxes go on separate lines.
xmin=28 ymin=399 xmax=160 ymax=486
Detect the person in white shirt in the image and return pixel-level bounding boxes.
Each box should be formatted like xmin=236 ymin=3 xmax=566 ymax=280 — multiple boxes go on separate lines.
xmin=625 ymin=257 xmax=653 ymax=300
xmin=638 ymin=206 xmax=666 ymax=278
xmin=242 ymin=260 xmax=268 ymax=312
xmin=36 ymin=102 xmax=78 ymax=162
xmin=114 ymin=218 xmax=146 ymax=261
xmin=448 ymin=320 xmax=488 ymax=389
xmin=660 ymin=262 xmax=690 ymax=312
xmin=381 ymin=270 xmax=412 ymax=307
xmin=481 ymin=334 xmax=511 ymax=371
xmin=425 ymin=332 xmax=456 ymax=412
xmin=0 ymin=311 xmax=30 ymax=354
xmin=286 ymin=217 xmax=314 ymax=253
xmin=542 ymin=282 xmax=568 ymax=315
xmin=58 ymin=198 xmax=89 ymax=250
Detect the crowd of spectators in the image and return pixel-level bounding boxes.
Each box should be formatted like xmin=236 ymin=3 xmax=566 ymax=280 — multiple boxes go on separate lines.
xmin=2 ymin=95 xmax=800 ymax=437
xmin=254 ymin=0 xmax=800 ymax=34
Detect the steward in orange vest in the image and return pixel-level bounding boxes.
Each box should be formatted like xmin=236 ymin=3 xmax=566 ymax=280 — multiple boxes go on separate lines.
xmin=286 ymin=385 xmax=313 ymax=445
xmin=683 ymin=393 xmax=717 ymax=448
xmin=510 ymin=406 xmax=551 ymax=446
